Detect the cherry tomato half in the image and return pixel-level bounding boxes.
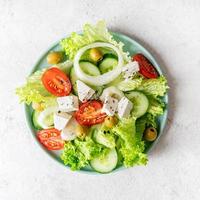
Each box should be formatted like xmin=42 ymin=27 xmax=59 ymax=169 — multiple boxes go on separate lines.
xmin=42 ymin=67 xmax=72 ymax=96
xmin=132 ymin=53 xmax=158 ymax=79
xmin=75 ymin=100 xmax=107 ymax=126
xmin=37 ymin=128 xmax=64 ymax=150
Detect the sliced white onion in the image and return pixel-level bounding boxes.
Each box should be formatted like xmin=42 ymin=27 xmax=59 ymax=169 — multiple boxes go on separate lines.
xmin=74 ymin=42 xmax=124 ymax=86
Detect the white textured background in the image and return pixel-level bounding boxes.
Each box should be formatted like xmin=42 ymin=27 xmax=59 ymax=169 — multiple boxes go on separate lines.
xmin=1 ymin=0 xmax=200 ymax=199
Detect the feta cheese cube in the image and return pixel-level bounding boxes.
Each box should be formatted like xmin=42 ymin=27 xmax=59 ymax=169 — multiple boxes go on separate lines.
xmin=54 ymin=111 xmax=72 ymax=130
xmin=117 ymin=97 xmax=133 ymax=118
xmin=76 ymin=80 xmax=95 ymax=102
xmin=57 ymin=95 xmax=79 ymax=112
xmin=122 ymin=61 xmax=139 ymax=80
xmin=102 ymin=96 xmax=118 ymax=116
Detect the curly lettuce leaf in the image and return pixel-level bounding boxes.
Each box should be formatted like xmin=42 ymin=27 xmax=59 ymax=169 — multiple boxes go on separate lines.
xmin=60 ymin=20 xmax=130 ymax=61
xmin=16 ymin=61 xmax=73 ymax=106
xmin=16 ymin=69 xmax=57 ymax=107
xmin=75 ymin=137 xmax=104 ymax=160
xmin=147 ymin=95 xmax=165 ymax=116
xmin=116 ymin=75 xmax=168 ymax=96
xmin=135 ymin=117 xmax=147 ymax=138
xmin=113 ymin=117 xmax=147 ymax=167
xmin=116 ymin=77 xmax=143 ymax=92
xmin=61 ymin=137 xmax=108 ymax=171
xmin=137 ymin=75 xmax=168 ymax=97
xmin=61 ymin=141 xmax=88 ymax=170
xmin=136 ymin=113 xmax=157 ymax=137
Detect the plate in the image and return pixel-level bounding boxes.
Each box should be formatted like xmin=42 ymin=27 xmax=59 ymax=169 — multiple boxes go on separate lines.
xmin=25 ymin=32 xmax=168 ymax=174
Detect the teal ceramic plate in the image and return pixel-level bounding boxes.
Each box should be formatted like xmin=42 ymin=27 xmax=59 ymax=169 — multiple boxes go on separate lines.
xmin=25 ymin=32 xmax=168 ymax=174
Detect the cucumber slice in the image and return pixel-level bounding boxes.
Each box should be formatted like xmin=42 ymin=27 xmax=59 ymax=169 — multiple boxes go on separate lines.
xmin=70 ymin=67 xmax=103 ymax=97
xmin=70 ymin=68 xmax=78 ymax=95
xmin=100 ymin=86 xmax=124 ymax=101
xmin=103 ymin=53 xmax=118 ymax=59
xmin=32 ymin=110 xmax=42 ymax=130
xmin=99 ymin=55 xmax=118 ymax=74
xmin=80 ymin=61 xmax=100 ymax=76
xmin=93 ymin=129 xmax=115 ymax=148
xmin=90 ymin=148 xmax=118 ymax=173
xmin=125 ymin=91 xmax=149 ymax=118
xmin=33 ymin=107 xmax=57 ymax=129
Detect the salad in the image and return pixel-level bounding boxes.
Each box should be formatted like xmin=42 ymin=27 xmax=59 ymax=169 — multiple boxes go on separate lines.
xmin=16 ymin=21 xmax=168 ymax=173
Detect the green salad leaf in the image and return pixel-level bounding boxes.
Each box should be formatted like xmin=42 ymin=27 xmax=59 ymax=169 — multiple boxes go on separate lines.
xmin=136 ymin=113 xmax=157 ymax=135
xmin=137 ymin=75 xmax=168 ymax=97
xmin=61 ymin=141 xmax=88 ymax=170
xmin=116 ymin=75 xmax=168 ymax=97
xmin=16 ymin=61 xmax=73 ymax=106
xmin=135 ymin=117 xmax=147 ymax=138
xmin=113 ymin=117 xmax=147 ymax=167
xmin=61 ymin=137 xmax=108 ymax=170
xmin=16 ymin=69 xmax=57 ymax=107
xmin=60 ymin=20 xmax=130 ymax=61
xmin=75 ymin=137 xmax=104 ymax=160
xmin=116 ymin=77 xmax=143 ymax=91
xmin=147 ymin=95 xmax=165 ymax=116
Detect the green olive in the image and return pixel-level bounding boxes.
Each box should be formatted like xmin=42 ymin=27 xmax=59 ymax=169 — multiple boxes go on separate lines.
xmin=47 ymin=51 xmax=63 ymax=64
xmin=76 ymin=124 xmax=89 ymax=139
xmin=89 ymin=48 xmax=103 ymax=62
xmin=104 ymin=116 xmax=118 ymax=128
xmin=144 ymin=127 xmax=157 ymax=142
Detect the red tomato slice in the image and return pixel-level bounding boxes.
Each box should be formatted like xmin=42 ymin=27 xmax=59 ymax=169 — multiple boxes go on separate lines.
xmin=37 ymin=128 xmax=64 ymax=150
xmin=42 ymin=67 xmax=72 ymax=96
xmin=132 ymin=54 xmax=158 ymax=79
xmin=75 ymin=100 xmax=107 ymax=126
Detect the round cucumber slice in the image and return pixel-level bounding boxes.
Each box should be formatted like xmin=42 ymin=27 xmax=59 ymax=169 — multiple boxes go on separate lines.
xmin=79 ymin=61 xmax=100 ymax=76
xmin=103 ymin=53 xmax=118 ymax=59
xmin=126 ymin=91 xmax=149 ymax=118
xmin=32 ymin=110 xmax=42 ymax=130
xmin=36 ymin=106 xmax=57 ymax=129
xmin=99 ymin=56 xmax=118 ymax=74
xmin=100 ymin=86 xmax=124 ymax=101
xmin=90 ymin=148 xmax=118 ymax=173
xmin=93 ymin=129 xmax=115 ymax=148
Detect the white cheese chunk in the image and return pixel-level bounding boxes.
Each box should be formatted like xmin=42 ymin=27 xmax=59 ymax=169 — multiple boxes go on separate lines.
xmin=102 ymin=95 xmax=118 ymax=116
xmin=122 ymin=61 xmax=139 ymax=80
xmin=117 ymin=97 xmax=133 ymax=118
xmin=61 ymin=118 xmax=77 ymax=141
xmin=54 ymin=111 xmax=72 ymax=130
xmin=76 ymin=80 xmax=95 ymax=102
xmin=57 ymin=95 xmax=79 ymax=112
